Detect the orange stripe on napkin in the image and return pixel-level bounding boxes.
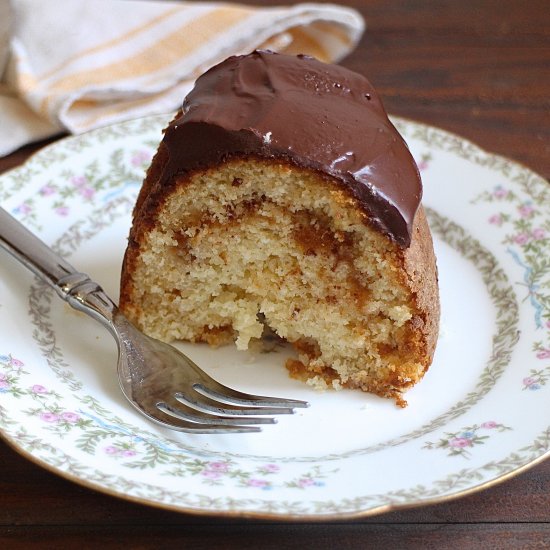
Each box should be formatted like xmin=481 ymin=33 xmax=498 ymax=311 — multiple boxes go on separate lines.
xmin=38 ymin=5 xmax=183 ymax=82
xmin=281 ymin=27 xmax=329 ymax=62
xmin=39 ymin=6 xmax=253 ymax=117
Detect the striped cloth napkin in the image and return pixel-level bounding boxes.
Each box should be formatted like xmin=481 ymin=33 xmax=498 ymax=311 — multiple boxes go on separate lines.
xmin=0 ymin=0 xmax=364 ymax=157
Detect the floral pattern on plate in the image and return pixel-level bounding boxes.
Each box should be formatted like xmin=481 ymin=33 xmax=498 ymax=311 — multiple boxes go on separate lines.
xmin=423 ymin=421 xmax=512 ymax=459
xmin=0 ymin=114 xmax=548 ymax=519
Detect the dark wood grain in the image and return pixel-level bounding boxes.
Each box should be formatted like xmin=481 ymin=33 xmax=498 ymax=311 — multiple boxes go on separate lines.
xmin=1 ymin=1 xmax=549 ymax=548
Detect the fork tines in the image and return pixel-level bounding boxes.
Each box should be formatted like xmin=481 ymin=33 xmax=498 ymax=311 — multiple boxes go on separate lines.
xmin=156 ymin=384 xmax=309 ymax=433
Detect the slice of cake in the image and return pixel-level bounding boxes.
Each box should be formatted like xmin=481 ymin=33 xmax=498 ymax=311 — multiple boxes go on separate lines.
xmin=120 ymin=50 xmax=439 ymax=406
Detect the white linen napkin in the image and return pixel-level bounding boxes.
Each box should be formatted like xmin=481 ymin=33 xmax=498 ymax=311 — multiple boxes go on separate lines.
xmin=0 ymin=0 xmax=364 ymax=157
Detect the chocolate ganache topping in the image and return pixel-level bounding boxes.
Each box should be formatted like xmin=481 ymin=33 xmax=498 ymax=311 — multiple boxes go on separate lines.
xmin=161 ymin=50 xmax=422 ymax=247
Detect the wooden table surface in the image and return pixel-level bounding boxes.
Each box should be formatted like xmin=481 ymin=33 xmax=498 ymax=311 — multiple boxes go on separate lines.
xmin=1 ymin=1 xmax=549 ymax=548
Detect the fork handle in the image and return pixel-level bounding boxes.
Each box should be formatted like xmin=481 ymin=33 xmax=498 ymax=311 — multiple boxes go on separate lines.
xmin=0 ymin=206 xmax=117 ymax=327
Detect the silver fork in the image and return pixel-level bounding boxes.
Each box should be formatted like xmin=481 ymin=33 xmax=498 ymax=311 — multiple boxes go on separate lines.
xmin=0 ymin=207 xmax=308 ymax=433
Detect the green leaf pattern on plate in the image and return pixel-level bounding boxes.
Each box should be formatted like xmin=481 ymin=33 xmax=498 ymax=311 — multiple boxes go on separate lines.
xmin=0 ymin=115 xmax=548 ymax=517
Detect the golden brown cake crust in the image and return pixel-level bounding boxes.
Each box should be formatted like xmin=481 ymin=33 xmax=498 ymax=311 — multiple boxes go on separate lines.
xmin=401 ymin=205 xmax=440 ymax=367
xmin=119 ymin=140 xmax=173 ymax=313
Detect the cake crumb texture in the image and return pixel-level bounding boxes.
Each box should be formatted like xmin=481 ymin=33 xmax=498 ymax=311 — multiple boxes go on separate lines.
xmin=120 ymin=157 xmax=439 ymax=406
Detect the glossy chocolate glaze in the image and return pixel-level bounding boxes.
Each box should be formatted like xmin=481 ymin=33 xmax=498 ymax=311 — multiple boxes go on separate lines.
xmin=161 ymin=50 xmax=422 ymax=247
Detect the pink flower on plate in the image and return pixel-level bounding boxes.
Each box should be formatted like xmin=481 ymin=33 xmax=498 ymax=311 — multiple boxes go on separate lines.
xmin=61 ymin=412 xmax=80 ymax=423
xmin=298 ymin=478 xmax=315 ymax=488
xmin=536 ymin=349 xmax=550 ymax=360
xmin=263 ymin=464 xmax=280 ymax=473
xmin=80 ymin=187 xmax=95 ymax=200
xmin=493 ymin=186 xmax=509 ymax=198
xmin=55 ymin=206 xmax=69 ymax=216
xmin=104 ymin=446 xmax=118 ymax=455
xmin=449 ymin=437 xmax=473 ymax=448
xmin=248 ymin=479 xmax=269 ymax=488
xmin=131 ymin=150 xmax=151 ymax=167
xmin=31 ymin=384 xmax=48 ymax=394
xmin=518 ymin=203 xmax=535 ymax=218
xmin=71 ymin=175 xmax=87 ymax=187
xmin=40 ymin=412 xmax=60 ymax=423
xmin=0 ymin=380 xmax=10 ymax=390
xmin=10 ymin=357 xmax=24 ymax=368
xmin=514 ymin=233 xmax=530 ymax=245
xmin=207 ymin=462 xmax=229 ymax=473
xmin=39 ymin=184 xmax=56 ymax=196
xmin=481 ymin=421 xmax=498 ymax=429
xmin=122 ymin=450 xmax=137 ymax=457
xmin=488 ymin=214 xmax=503 ymax=226
xmin=16 ymin=203 xmax=32 ymax=215
xmin=532 ymin=228 xmax=546 ymax=240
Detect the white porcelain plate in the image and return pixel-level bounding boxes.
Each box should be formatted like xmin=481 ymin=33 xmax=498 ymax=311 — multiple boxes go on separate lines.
xmin=0 ymin=115 xmax=549 ymax=519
